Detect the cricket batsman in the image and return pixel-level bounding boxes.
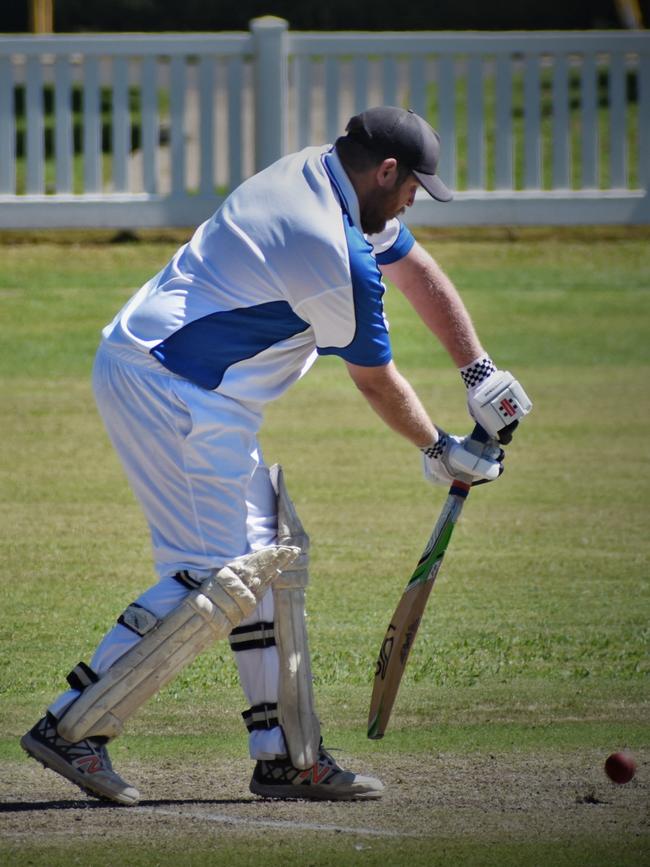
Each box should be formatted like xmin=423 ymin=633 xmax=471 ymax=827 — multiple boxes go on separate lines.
xmin=21 ymin=106 xmax=531 ymax=804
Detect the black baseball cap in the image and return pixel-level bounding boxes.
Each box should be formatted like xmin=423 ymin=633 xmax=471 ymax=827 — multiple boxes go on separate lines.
xmin=344 ymin=106 xmax=453 ymax=202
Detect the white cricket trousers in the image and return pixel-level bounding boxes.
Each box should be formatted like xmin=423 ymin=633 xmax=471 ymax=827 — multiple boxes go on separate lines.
xmin=49 ymin=343 xmax=287 ymax=759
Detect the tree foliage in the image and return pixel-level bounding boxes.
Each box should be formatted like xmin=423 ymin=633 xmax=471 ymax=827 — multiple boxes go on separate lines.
xmin=3 ymin=0 xmax=647 ymax=33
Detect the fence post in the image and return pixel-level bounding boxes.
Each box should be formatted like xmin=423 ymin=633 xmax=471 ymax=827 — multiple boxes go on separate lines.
xmin=250 ymin=16 xmax=288 ymax=172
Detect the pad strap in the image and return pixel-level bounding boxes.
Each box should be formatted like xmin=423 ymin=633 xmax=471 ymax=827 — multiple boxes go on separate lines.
xmin=172 ymin=570 xmax=204 ymax=590
xmin=228 ymin=621 xmax=276 ymax=652
xmin=66 ymin=661 xmax=99 ymax=692
xmin=117 ymin=603 xmax=159 ymax=637
xmin=242 ymin=701 xmax=280 ymax=732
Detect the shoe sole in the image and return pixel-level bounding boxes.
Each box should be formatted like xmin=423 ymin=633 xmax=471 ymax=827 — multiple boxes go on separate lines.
xmin=20 ymin=733 xmax=139 ymax=806
xmin=250 ymin=779 xmax=383 ymax=801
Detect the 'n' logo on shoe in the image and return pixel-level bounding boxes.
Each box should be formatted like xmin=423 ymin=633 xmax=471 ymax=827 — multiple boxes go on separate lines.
xmin=73 ymin=755 xmax=103 ymax=774
xmin=297 ymin=763 xmax=333 ymax=786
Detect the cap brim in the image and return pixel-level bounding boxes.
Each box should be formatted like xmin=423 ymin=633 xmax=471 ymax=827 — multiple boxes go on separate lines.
xmin=413 ymin=170 xmax=453 ymax=203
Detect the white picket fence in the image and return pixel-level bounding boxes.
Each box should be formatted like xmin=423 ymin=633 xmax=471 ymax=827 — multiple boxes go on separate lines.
xmin=1 ymin=18 xmax=649 ymax=228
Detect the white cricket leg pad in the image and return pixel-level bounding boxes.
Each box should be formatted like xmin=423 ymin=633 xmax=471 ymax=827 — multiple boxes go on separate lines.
xmin=57 ymin=545 xmax=298 ymax=743
xmin=269 ymin=464 xmax=321 ymax=770
xmin=468 ymin=370 xmax=533 ymax=438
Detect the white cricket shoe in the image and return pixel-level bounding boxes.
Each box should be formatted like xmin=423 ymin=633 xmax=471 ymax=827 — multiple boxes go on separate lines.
xmin=20 ymin=713 xmax=139 ymax=805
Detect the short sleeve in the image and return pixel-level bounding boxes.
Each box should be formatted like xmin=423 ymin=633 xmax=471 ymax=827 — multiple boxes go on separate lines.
xmin=368 ymin=220 xmax=415 ymax=266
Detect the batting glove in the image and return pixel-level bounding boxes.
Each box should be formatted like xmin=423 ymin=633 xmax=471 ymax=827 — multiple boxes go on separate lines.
xmin=421 ymin=428 xmax=504 ymax=487
xmin=460 ymin=356 xmax=532 ymax=442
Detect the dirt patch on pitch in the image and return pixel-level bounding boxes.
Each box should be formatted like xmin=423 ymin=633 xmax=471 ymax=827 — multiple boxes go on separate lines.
xmin=1 ymin=749 xmax=648 ymax=853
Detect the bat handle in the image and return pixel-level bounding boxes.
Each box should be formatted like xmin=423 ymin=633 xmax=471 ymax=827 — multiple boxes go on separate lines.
xmin=470 ymin=422 xmax=490 ymax=444
xmin=470 ymin=420 xmax=519 ymax=446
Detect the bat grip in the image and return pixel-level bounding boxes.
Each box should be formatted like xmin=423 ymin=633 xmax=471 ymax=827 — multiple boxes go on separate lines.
xmin=470 ymin=422 xmax=490 ymax=444
xmin=470 ymin=419 xmax=519 ymax=446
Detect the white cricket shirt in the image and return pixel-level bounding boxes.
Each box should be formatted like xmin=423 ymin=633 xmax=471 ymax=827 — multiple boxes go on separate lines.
xmin=102 ymin=145 xmax=415 ymax=406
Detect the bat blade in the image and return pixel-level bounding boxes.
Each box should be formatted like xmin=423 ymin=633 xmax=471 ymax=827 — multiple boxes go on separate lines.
xmin=367 ymin=482 xmax=469 ymax=739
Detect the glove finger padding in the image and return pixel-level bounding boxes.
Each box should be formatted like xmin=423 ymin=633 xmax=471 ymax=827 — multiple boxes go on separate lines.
xmin=446 ymin=439 xmax=503 ymax=481
xmin=421 ymin=430 xmax=504 ymax=487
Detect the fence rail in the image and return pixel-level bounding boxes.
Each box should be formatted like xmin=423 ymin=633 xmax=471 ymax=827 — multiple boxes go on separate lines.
xmin=1 ymin=20 xmax=649 ymax=228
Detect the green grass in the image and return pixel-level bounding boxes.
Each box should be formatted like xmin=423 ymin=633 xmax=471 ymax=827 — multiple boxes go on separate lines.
xmin=1 ymin=228 xmax=648 ymax=704
xmin=3 ymin=837 xmax=649 ymax=867
xmin=0 ymin=228 xmax=648 ymax=864
xmin=4 ymin=837 xmax=648 ymax=867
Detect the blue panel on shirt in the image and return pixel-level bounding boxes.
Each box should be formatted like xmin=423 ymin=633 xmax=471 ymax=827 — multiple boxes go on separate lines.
xmin=317 ymin=214 xmax=393 ymax=367
xmin=375 ymin=223 xmax=415 ymax=266
xmin=150 ymin=301 xmax=310 ymax=390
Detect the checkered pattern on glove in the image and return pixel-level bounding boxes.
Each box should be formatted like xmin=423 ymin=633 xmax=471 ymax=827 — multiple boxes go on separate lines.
xmin=420 ymin=434 xmax=447 ymax=460
xmin=460 ymin=356 xmax=496 ymax=389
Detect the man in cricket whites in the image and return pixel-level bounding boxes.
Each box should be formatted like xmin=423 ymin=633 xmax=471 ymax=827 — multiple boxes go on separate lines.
xmin=21 ymin=107 xmax=531 ymax=804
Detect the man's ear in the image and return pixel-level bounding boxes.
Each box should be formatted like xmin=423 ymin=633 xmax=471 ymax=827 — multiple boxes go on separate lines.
xmin=375 ymin=158 xmax=398 ymax=188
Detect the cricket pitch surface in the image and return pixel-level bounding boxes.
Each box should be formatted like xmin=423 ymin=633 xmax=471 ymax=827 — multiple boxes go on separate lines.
xmin=1 ymin=750 xmax=648 ymax=864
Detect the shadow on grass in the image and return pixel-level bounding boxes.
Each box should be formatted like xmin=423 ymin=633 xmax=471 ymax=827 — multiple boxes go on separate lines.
xmin=0 ymin=796 xmax=255 ymax=812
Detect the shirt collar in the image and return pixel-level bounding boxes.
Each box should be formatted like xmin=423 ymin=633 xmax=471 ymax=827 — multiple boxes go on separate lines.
xmin=322 ymin=147 xmax=363 ymax=232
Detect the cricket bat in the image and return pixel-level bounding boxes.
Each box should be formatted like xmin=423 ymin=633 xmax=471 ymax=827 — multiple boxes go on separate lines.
xmin=367 ymin=424 xmax=492 ymax=740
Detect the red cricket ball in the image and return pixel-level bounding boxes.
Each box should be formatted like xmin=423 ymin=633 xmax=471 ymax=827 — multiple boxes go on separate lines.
xmin=604 ymin=751 xmax=636 ymax=784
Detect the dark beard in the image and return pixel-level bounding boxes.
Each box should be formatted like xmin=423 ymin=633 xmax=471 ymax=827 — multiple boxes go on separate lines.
xmin=360 ymin=185 xmax=400 ymax=235
xmin=360 ymin=209 xmax=389 ymax=235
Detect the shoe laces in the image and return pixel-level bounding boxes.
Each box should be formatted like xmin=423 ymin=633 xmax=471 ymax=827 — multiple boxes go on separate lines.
xmin=317 ymin=745 xmax=344 ymax=771
xmin=93 ymin=743 xmax=113 ymax=770
xmin=39 ymin=716 xmax=112 ymax=770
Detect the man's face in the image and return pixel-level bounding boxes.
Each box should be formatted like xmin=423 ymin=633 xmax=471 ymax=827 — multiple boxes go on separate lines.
xmin=360 ymin=170 xmax=420 ymax=235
